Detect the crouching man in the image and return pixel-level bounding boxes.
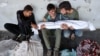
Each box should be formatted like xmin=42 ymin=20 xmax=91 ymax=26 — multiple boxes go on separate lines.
xmin=4 ymin=5 xmax=37 ymax=42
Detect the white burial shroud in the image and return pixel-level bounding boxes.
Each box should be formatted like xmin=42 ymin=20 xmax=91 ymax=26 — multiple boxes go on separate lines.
xmin=38 ymin=20 xmax=96 ymax=31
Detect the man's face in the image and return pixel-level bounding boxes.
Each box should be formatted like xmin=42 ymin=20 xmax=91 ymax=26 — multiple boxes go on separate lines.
xmin=48 ymin=9 xmax=56 ymax=17
xmin=60 ymin=8 xmax=67 ymax=15
xmin=24 ymin=10 xmax=32 ymax=17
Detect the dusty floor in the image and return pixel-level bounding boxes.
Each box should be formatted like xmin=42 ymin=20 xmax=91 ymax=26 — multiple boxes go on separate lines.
xmin=0 ymin=29 xmax=100 ymax=56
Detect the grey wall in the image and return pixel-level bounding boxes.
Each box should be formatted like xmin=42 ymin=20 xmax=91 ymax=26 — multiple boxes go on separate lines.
xmin=0 ymin=0 xmax=100 ymax=30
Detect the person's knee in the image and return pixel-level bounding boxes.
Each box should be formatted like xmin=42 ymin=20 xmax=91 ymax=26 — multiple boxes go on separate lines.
xmin=41 ymin=29 xmax=47 ymax=33
xmin=76 ymin=33 xmax=83 ymax=37
xmin=63 ymin=30 xmax=70 ymax=38
xmin=75 ymin=30 xmax=83 ymax=37
xmin=4 ymin=23 xmax=9 ymax=29
xmin=41 ymin=29 xmax=49 ymax=37
xmin=55 ymin=29 xmax=61 ymax=34
xmin=64 ymin=33 xmax=70 ymax=38
xmin=41 ymin=29 xmax=47 ymax=31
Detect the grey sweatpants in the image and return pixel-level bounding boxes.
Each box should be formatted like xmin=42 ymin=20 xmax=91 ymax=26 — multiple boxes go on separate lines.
xmin=41 ymin=29 xmax=61 ymax=50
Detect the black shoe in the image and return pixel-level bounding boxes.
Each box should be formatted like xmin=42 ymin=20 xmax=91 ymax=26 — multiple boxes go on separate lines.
xmin=53 ymin=50 xmax=59 ymax=56
xmin=23 ymin=34 xmax=31 ymax=42
xmin=47 ymin=49 xmax=52 ymax=56
xmin=12 ymin=34 xmax=22 ymax=43
xmin=12 ymin=34 xmax=29 ymax=43
xmin=12 ymin=35 xmax=17 ymax=41
xmin=12 ymin=34 xmax=31 ymax=43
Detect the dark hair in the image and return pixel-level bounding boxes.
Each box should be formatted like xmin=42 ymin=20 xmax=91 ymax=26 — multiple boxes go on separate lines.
xmin=59 ymin=1 xmax=72 ymax=10
xmin=24 ymin=5 xmax=33 ymax=11
xmin=47 ymin=3 xmax=56 ymax=11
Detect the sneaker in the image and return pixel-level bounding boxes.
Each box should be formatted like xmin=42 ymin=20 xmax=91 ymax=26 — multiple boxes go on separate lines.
xmin=53 ymin=50 xmax=59 ymax=56
xmin=47 ymin=49 xmax=52 ymax=56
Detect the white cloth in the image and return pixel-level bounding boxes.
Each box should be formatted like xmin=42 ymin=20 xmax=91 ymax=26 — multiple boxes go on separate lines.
xmin=31 ymin=34 xmax=41 ymax=41
xmin=38 ymin=20 xmax=96 ymax=31
xmin=32 ymin=28 xmax=39 ymax=35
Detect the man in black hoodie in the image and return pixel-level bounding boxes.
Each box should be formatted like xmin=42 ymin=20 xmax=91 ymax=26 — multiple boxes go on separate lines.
xmin=4 ymin=5 xmax=37 ymax=42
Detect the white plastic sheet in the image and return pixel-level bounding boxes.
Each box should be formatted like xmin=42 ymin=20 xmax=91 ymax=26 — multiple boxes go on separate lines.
xmin=10 ymin=40 xmax=43 ymax=56
xmin=0 ymin=35 xmax=43 ymax=56
xmin=0 ymin=39 xmax=18 ymax=56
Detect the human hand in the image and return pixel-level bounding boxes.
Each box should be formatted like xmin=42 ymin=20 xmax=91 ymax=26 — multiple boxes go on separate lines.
xmin=61 ymin=24 xmax=69 ymax=30
xmin=69 ymin=26 xmax=74 ymax=30
xmin=31 ymin=24 xmax=38 ymax=29
xmin=41 ymin=24 xmax=46 ymax=29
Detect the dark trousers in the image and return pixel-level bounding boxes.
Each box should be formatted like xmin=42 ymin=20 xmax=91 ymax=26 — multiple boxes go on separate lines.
xmin=4 ymin=23 xmax=33 ymax=41
xmin=4 ymin=23 xmax=20 ymax=35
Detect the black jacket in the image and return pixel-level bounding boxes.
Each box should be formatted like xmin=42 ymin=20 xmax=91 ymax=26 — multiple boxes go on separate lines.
xmin=17 ymin=10 xmax=36 ymax=35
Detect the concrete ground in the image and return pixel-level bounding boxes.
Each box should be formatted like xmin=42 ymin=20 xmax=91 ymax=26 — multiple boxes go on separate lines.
xmin=0 ymin=29 xmax=100 ymax=56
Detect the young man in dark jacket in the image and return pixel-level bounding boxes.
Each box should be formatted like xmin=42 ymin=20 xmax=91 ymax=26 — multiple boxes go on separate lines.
xmin=4 ymin=5 xmax=37 ymax=42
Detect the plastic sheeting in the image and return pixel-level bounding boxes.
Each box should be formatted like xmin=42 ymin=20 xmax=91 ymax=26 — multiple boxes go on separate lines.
xmin=0 ymin=39 xmax=18 ymax=56
xmin=0 ymin=35 xmax=43 ymax=56
xmin=10 ymin=40 xmax=43 ymax=56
